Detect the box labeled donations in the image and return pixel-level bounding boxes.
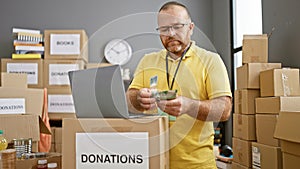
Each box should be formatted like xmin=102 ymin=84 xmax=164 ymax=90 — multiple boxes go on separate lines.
xmin=63 ymin=116 xmax=169 ymax=169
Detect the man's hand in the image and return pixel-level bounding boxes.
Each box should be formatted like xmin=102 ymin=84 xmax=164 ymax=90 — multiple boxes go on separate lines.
xmin=156 ymin=96 xmax=196 ymax=117
xmin=137 ymin=88 xmax=157 ymax=110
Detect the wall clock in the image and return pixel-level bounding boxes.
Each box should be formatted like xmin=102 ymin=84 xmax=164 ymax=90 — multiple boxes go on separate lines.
xmin=104 ymin=39 xmax=132 ymax=65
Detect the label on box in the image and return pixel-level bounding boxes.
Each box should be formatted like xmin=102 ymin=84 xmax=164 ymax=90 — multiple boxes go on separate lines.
xmin=48 ymin=95 xmax=75 ymax=113
xmin=252 ymin=146 xmax=261 ymax=168
xmin=7 ymin=63 xmax=38 ymax=84
xmin=0 ymin=98 xmax=25 ymax=114
xmin=76 ymin=132 xmax=149 ymax=169
xmin=50 ymin=34 xmax=80 ymax=55
xmin=49 ymin=64 xmax=79 ymax=85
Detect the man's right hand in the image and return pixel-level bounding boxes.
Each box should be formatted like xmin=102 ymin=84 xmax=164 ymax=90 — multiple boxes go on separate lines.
xmin=137 ymin=88 xmax=157 ymax=110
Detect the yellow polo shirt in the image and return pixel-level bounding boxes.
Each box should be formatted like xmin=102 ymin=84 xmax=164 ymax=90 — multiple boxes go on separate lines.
xmin=129 ymin=42 xmax=232 ymax=169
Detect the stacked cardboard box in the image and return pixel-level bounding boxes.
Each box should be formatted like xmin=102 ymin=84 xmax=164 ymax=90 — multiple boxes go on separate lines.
xmin=254 ymin=67 xmax=300 ymax=169
xmin=44 ymin=30 xmax=88 ymax=120
xmin=233 ymin=34 xmax=282 ymax=169
xmin=0 ymin=73 xmax=50 ymax=152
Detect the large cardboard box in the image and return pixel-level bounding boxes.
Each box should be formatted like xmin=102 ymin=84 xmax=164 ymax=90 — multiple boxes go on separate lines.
xmin=233 ymin=114 xmax=256 ymax=141
xmin=63 ymin=116 xmax=169 ymax=169
xmin=260 ymin=68 xmax=300 ymax=97
xmin=274 ymin=111 xmax=300 ymax=167
xmin=282 ymin=153 xmax=299 ymax=169
xmin=16 ymin=152 xmax=62 ymax=169
xmin=232 ymin=137 xmax=253 ymax=167
xmin=44 ymin=30 xmax=88 ymax=62
xmin=1 ymin=58 xmax=43 ymax=88
xmin=0 ymin=114 xmax=51 ymax=148
xmin=43 ymin=59 xmax=85 ymax=89
xmin=237 ymin=63 xmax=281 ymax=89
xmin=234 ymin=89 xmax=259 ymax=114
xmin=242 ymin=34 xmax=268 ymax=64
xmin=47 ymin=88 xmax=76 ymax=120
xmin=252 ymin=142 xmax=282 ymax=169
xmin=256 ymin=96 xmax=300 ymax=114
xmin=231 ymin=162 xmax=251 ymax=169
xmin=256 ymin=114 xmax=280 ymax=147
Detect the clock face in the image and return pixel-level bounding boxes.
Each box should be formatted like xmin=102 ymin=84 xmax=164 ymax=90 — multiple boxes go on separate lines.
xmin=104 ymin=39 xmax=132 ymax=65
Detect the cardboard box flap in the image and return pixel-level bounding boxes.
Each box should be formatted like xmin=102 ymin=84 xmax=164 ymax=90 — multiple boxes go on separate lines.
xmin=274 ymin=111 xmax=300 ymax=143
xmin=1 ymin=73 xmax=27 ymax=88
xmin=39 ymin=117 xmax=51 ymax=134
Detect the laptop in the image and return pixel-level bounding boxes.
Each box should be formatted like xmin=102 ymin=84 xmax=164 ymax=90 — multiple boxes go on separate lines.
xmin=68 ymin=65 xmax=149 ymax=118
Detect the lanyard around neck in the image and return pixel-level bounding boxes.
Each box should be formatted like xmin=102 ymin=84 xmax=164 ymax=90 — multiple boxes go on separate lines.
xmin=165 ymin=44 xmax=191 ymax=90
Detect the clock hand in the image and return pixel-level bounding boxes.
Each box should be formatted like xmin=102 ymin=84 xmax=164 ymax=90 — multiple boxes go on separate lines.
xmin=110 ymin=48 xmax=120 ymax=54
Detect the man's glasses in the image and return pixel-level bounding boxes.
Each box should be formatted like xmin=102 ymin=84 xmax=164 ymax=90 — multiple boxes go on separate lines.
xmin=156 ymin=23 xmax=190 ymax=34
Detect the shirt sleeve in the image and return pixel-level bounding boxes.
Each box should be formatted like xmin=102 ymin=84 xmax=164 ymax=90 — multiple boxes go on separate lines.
xmin=205 ymin=53 xmax=232 ymax=99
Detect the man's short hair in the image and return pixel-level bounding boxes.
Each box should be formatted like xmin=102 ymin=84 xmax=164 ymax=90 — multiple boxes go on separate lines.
xmin=159 ymin=1 xmax=191 ymax=19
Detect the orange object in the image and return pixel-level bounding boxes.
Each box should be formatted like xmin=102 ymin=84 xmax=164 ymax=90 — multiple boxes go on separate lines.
xmin=38 ymin=88 xmax=51 ymax=152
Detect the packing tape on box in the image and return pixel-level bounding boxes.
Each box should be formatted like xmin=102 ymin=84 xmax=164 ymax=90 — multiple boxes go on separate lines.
xmin=281 ymin=72 xmax=291 ymax=96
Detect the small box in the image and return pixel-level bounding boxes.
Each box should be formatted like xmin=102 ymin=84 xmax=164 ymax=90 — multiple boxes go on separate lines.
xmin=44 ymin=30 xmax=88 ymax=62
xmin=256 ymin=114 xmax=280 ymax=147
xmin=232 ymin=137 xmax=253 ymax=167
xmin=1 ymin=58 xmax=43 ymax=88
xmin=44 ymin=59 xmax=85 ymax=89
xmin=233 ymin=114 xmax=256 ymax=141
xmin=63 ymin=116 xmax=169 ymax=169
xmin=256 ymin=96 xmax=300 ymax=114
xmin=237 ymin=63 xmax=281 ymax=89
xmin=252 ymin=142 xmax=282 ymax=169
xmin=242 ymin=34 xmax=268 ymax=64
xmin=234 ymin=89 xmax=260 ymax=114
xmin=260 ymin=68 xmax=300 ymax=97
xmin=47 ymin=88 xmax=76 ymax=120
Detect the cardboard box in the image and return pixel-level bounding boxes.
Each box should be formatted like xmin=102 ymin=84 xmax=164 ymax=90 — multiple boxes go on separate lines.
xmin=63 ymin=116 xmax=169 ymax=169
xmin=260 ymin=68 xmax=300 ymax=97
xmin=252 ymin=142 xmax=282 ymax=169
xmin=43 ymin=59 xmax=85 ymax=89
xmin=282 ymin=152 xmax=299 ymax=169
xmin=231 ymin=162 xmax=251 ymax=169
xmin=50 ymin=127 xmax=63 ymax=153
xmin=44 ymin=29 xmax=88 ymax=62
xmin=274 ymin=111 xmax=300 ymax=157
xmin=47 ymin=88 xmax=76 ymax=120
xmin=216 ymin=160 xmax=232 ymax=169
xmin=256 ymin=114 xmax=280 ymax=147
xmin=237 ymin=63 xmax=281 ymax=89
xmin=16 ymin=152 xmax=62 ymax=169
xmin=85 ymin=63 xmax=112 ymax=69
xmin=0 ymin=87 xmax=43 ymax=115
xmin=233 ymin=114 xmax=256 ymax=141
xmin=232 ymin=137 xmax=253 ymax=167
xmin=1 ymin=58 xmax=44 ymax=88
xmin=0 ymin=114 xmax=51 ymax=144
xmin=242 ymin=34 xmax=268 ymax=64
xmin=234 ymin=89 xmax=260 ymax=114
xmin=256 ymin=96 xmax=300 ymax=114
